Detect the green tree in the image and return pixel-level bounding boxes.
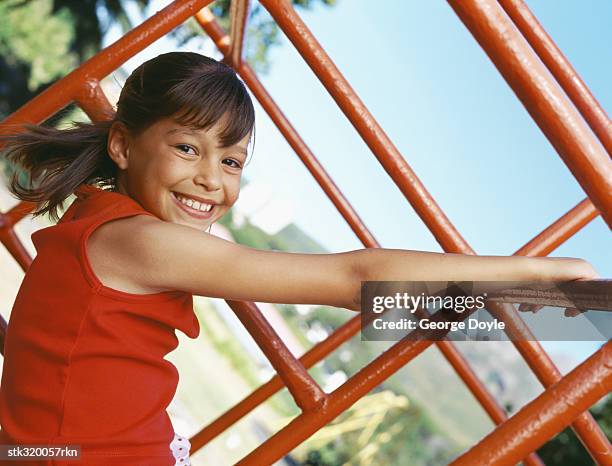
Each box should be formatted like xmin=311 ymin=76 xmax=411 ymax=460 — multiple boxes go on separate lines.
xmin=301 ymin=396 xmax=456 ymax=466
xmin=0 ymin=0 xmax=336 ymax=120
xmin=0 ymin=0 xmax=76 ymax=117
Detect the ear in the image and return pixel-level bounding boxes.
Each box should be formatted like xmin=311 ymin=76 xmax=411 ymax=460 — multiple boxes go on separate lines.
xmin=107 ymin=121 xmax=131 ymax=170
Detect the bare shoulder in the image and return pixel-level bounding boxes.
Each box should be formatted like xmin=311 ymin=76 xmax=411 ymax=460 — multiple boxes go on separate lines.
xmin=87 ymin=214 xmax=173 ymax=294
xmin=88 ymin=214 xmax=246 ymax=294
xmin=90 ymin=214 xmax=164 ymax=255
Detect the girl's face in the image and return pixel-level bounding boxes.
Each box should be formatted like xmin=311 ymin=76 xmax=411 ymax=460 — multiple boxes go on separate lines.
xmin=108 ymin=116 xmax=250 ymax=231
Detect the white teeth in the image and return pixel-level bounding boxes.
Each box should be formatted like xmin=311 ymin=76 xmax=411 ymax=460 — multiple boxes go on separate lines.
xmin=174 ymin=192 xmax=214 ymax=212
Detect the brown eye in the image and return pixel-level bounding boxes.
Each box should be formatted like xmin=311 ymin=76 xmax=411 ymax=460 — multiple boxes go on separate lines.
xmin=176 ymin=144 xmax=197 ymax=156
xmin=224 ymin=158 xmax=242 ymax=169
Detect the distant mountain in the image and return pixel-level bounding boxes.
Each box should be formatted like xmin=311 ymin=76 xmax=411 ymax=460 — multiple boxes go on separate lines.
xmin=227 ymin=214 xmax=329 ymax=254
xmin=271 ymin=223 xmax=329 ymax=253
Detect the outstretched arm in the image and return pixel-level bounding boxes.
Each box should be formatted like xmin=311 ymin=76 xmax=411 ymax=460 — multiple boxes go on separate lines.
xmin=113 ymin=216 xmax=598 ymax=312
xmin=351 ymin=248 xmax=598 ymax=283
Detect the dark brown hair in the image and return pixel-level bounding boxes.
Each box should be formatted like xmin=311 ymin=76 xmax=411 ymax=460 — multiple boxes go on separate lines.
xmin=1 ymin=52 xmax=255 ymax=222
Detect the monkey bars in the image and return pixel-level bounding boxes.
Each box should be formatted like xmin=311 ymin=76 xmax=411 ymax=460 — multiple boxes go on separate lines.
xmin=0 ymin=0 xmax=610 ymax=465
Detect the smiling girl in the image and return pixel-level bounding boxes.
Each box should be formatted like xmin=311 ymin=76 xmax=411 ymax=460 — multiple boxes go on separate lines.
xmin=0 ymin=52 xmax=598 ymax=466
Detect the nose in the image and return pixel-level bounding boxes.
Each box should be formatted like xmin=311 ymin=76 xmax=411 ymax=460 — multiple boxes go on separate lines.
xmin=194 ymin=159 xmax=222 ymax=192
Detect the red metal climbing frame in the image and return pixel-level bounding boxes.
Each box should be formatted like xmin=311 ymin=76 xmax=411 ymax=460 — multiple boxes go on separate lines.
xmin=0 ymin=1 xmax=610 ymax=464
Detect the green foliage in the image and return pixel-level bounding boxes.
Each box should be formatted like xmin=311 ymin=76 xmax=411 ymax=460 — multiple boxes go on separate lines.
xmin=228 ymin=217 xmax=274 ymax=249
xmin=305 ymin=305 xmax=351 ymax=330
xmin=304 ymin=448 xmax=351 ymax=466
xmin=0 ymin=0 xmax=144 ymax=120
xmin=217 ymin=205 xmax=234 ymax=228
xmin=595 ymin=395 xmax=612 ymax=436
xmin=302 ymin=394 xmax=455 ymax=466
xmin=0 ymin=0 xmax=76 ymax=91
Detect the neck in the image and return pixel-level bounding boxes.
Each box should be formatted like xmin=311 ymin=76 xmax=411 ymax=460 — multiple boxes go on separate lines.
xmin=114 ymin=173 xmax=130 ymax=196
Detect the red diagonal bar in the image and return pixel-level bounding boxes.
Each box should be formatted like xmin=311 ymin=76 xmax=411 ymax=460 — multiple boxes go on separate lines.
xmin=74 ymin=80 xmax=116 ymax=122
xmin=227 ymin=300 xmax=326 ymax=411
xmin=0 ymin=203 xmax=34 ymax=273
xmin=447 ymin=0 xmax=612 ymax=227
xmin=451 ymin=341 xmax=612 ymax=466
xmin=194 ymin=10 xmax=545 ymax=465
xmin=499 ymin=0 xmax=612 ymax=155
xmin=236 ymin=310 xmax=480 ymax=465
xmin=237 ymin=303 xmax=611 ymax=465
xmin=193 ymin=9 xmax=603 ymax=464
xmin=257 ymin=0 xmax=479 ymax=253
xmin=189 ymin=314 xmax=360 ymax=450
xmin=514 ymin=198 xmax=599 ymax=257
xmin=0 ymin=227 xmax=30 ymax=275
xmin=249 ymin=0 xmax=612 ymax=462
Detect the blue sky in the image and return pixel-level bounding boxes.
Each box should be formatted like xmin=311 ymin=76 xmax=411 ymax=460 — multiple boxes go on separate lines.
xmin=105 ymin=0 xmax=611 ymax=361
xmin=247 ymin=0 xmax=611 ymax=362
xmin=248 ymin=0 xmax=610 ymax=268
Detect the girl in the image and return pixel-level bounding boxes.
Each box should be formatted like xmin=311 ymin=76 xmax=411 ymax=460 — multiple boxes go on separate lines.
xmin=0 ymin=52 xmax=598 ymax=466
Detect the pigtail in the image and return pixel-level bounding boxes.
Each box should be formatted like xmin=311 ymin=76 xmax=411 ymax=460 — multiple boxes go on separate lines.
xmin=1 ymin=120 xmax=117 ymax=222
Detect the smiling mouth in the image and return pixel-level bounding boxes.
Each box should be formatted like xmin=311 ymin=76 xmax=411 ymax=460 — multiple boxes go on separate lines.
xmin=171 ymin=191 xmax=216 ymax=219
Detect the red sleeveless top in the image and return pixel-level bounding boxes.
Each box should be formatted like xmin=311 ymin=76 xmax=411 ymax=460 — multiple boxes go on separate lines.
xmin=0 ymin=184 xmax=199 ymax=465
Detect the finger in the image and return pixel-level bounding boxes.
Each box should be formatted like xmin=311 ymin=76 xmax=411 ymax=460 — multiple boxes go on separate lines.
xmin=518 ymin=304 xmax=544 ymax=313
xmin=564 ymin=307 xmax=584 ymax=317
xmin=518 ymin=303 xmax=531 ymax=312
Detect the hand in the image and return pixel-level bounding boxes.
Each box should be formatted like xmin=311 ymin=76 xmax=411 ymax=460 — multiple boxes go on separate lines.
xmin=539 ymin=257 xmax=600 ymax=282
xmin=520 ymin=258 xmax=600 ymax=317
